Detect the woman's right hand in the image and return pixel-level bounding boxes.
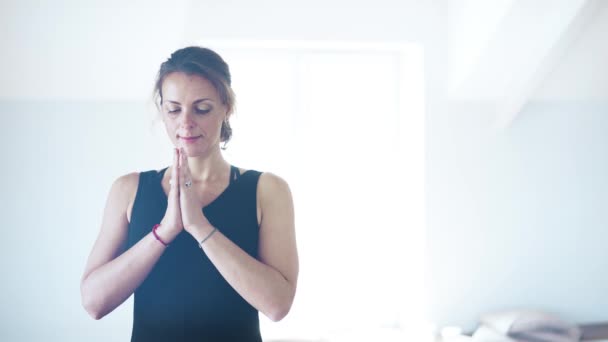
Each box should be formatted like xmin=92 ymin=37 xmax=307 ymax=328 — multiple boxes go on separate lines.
xmin=159 ymin=148 xmax=184 ymax=241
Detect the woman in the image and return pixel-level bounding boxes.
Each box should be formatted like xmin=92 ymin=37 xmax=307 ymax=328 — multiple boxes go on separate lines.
xmin=80 ymin=46 xmax=299 ymax=341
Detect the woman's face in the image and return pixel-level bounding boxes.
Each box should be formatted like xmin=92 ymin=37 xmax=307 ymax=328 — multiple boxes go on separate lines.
xmin=160 ymin=72 xmax=229 ymax=156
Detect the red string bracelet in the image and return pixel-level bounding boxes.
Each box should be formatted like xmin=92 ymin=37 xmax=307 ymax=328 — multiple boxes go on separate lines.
xmin=152 ymin=224 xmax=169 ymax=247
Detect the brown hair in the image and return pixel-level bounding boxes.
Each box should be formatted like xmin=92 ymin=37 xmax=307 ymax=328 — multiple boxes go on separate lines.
xmin=153 ymin=46 xmax=235 ymax=146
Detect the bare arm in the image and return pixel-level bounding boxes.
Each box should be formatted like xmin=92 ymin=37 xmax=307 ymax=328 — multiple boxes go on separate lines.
xmin=80 ymin=169 xmax=181 ymax=319
xmin=190 ymin=172 xmax=299 ymax=321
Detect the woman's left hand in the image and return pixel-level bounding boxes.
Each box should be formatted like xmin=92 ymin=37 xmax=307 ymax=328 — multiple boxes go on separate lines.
xmin=177 ymin=147 xmax=213 ymax=236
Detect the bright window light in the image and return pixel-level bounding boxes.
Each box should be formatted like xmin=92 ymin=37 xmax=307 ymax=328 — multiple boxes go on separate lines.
xmin=195 ymin=40 xmax=428 ymax=341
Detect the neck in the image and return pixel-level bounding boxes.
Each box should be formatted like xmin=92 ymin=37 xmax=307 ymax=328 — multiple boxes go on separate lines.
xmin=184 ymin=145 xmax=230 ymax=183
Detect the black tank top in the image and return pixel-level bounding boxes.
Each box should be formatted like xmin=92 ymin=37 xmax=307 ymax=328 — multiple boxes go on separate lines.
xmin=126 ymin=165 xmax=263 ymax=342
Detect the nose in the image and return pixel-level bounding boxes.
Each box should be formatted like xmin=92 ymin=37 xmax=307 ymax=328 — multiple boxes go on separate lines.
xmin=178 ymin=108 xmax=196 ymax=128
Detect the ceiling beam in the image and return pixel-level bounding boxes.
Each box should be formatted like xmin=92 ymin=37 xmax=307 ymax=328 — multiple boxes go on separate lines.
xmin=447 ymin=0 xmax=603 ymax=127
xmin=494 ymin=0 xmax=603 ymax=128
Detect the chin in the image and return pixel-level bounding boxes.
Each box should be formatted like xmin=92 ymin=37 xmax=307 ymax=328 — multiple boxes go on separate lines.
xmin=184 ymin=145 xmax=213 ymax=157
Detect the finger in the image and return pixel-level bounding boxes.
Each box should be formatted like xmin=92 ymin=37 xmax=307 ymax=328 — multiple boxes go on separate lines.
xmin=169 ymin=148 xmax=179 ymax=201
xmin=169 ymin=148 xmax=175 ymax=187
xmin=181 ymin=147 xmax=192 ymax=185
xmin=178 ymin=147 xmax=184 ymax=187
xmin=179 ymin=147 xmax=191 ymax=190
xmin=177 ymin=146 xmax=181 ymax=169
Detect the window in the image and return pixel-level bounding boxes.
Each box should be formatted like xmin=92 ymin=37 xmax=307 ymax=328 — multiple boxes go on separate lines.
xmin=207 ymin=40 xmax=428 ymax=340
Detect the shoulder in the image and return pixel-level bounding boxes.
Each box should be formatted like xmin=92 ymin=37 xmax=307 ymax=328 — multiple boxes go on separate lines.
xmin=236 ymin=167 xmax=284 ymax=189
xmin=257 ymin=172 xmax=292 ymax=203
xmin=255 ymin=172 xmax=295 ymax=230
xmin=112 ymin=172 xmax=140 ymax=192
xmin=109 ymin=172 xmax=140 ymax=205
xmin=259 ymin=172 xmax=290 ymax=191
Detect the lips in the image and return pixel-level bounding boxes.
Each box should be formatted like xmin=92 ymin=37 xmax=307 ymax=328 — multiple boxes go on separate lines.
xmin=179 ymin=135 xmax=202 ymax=144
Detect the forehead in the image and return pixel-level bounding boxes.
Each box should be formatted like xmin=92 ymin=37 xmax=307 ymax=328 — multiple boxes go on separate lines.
xmin=161 ymin=72 xmax=219 ymax=102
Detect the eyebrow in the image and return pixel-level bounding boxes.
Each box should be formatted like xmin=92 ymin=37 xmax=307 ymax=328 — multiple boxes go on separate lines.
xmin=165 ymin=98 xmax=213 ymax=105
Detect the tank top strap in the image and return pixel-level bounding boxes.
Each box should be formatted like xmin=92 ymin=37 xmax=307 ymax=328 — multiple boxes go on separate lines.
xmin=230 ymin=165 xmax=240 ymax=183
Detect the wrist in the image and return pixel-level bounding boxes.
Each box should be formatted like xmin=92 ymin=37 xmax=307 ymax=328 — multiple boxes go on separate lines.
xmin=154 ymin=223 xmax=180 ymax=245
xmin=159 ymin=219 xmax=182 ymax=236
xmin=189 ymin=224 xmax=216 ymax=242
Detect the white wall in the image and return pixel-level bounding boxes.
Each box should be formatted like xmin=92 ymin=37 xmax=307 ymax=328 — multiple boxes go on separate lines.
xmin=427 ymin=2 xmax=608 ymax=332
xmin=427 ymin=101 xmax=608 ymax=332
xmin=0 ymin=101 xmax=156 ymax=341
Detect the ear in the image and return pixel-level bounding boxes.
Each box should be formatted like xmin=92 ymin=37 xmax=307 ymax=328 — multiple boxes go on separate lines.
xmin=224 ymin=107 xmax=232 ymax=121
